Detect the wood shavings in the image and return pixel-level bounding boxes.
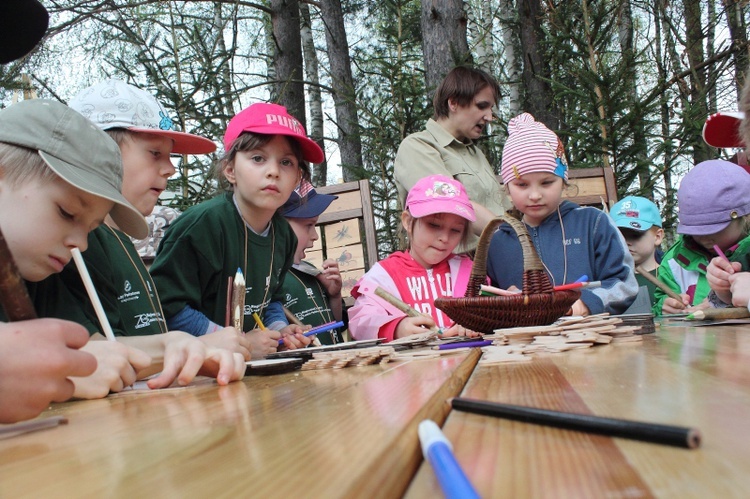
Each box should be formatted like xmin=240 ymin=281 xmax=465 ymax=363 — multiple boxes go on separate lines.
xmin=301 ymin=346 xmax=397 ymax=370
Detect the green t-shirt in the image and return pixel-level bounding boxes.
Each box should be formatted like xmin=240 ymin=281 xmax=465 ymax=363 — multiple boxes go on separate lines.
xmin=0 ymin=274 xmax=97 ymax=333
xmin=150 ymin=192 xmax=296 ymax=331
xmin=635 ymin=269 xmax=658 ymax=305
xmin=59 ymin=225 xmax=166 ymax=337
xmin=281 ymin=266 xmax=343 ymax=344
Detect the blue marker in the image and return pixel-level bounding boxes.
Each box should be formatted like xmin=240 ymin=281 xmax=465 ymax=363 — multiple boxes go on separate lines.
xmin=574 ymin=274 xmax=589 ymax=283
xmin=418 ymin=420 xmax=480 ymax=499
xmin=278 ymin=321 xmax=345 ymax=345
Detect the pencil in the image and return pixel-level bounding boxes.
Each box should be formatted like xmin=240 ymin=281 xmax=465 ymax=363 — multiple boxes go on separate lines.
xmin=0 ymin=226 xmax=36 ymax=321
xmin=374 ymin=286 xmax=442 ymax=334
xmin=635 ymin=266 xmax=683 ymax=301
xmin=70 ymin=247 xmax=116 ymax=341
xmin=252 ymin=312 xmax=266 ymax=330
xmin=450 ymin=397 xmax=701 ymax=449
xmin=232 ymin=268 xmax=245 ymax=330
xmin=686 ymin=307 xmax=750 ymax=321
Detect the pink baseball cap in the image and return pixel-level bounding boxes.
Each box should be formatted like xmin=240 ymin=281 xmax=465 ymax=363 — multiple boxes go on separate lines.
xmin=703 ymin=111 xmax=744 ymax=148
xmin=223 ymin=103 xmax=324 ymax=163
xmin=405 ymin=175 xmax=476 ymax=222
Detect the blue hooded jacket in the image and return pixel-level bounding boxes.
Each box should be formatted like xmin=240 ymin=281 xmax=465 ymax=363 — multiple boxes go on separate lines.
xmin=486 ymin=201 xmax=638 ymax=314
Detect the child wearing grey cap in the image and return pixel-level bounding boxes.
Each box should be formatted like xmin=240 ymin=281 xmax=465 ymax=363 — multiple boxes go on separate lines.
xmin=656 ymin=160 xmax=750 ymax=315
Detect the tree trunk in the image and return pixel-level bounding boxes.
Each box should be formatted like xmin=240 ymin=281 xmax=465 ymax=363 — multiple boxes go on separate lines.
xmin=300 ymin=3 xmax=328 ymax=184
xmin=656 ymin=0 xmax=677 ymax=243
xmin=270 ymin=0 xmax=306 ymax=129
xmin=724 ymin=0 xmax=749 ymax=100
xmin=499 ymin=0 xmax=522 ymax=117
xmin=466 ymin=0 xmax=494 ymax=71
xmin=518 ymin=0 xmax=558 ymax=130
xmin=319 ymin=0 xmax=362 ymax=181
xmin=682 ymin=0 xmax=710 ymax=164
xmin=707 ymin=0 xmax=717 ymax=113
xmin=421 ymin=0 xmax=471 ymax=95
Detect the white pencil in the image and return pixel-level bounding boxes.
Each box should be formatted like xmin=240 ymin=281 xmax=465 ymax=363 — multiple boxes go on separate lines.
xmin=70 ymin=247 xmax=116 ymax=341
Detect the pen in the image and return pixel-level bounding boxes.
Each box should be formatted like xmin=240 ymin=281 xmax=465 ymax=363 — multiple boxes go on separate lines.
xmin=252 ymin=312 xmax=266 ymax=330
xmin=434 ymin=340 xmax=492 ymax=350
xmin=553 ymin=281 xmax=601 ymax=291
xmin=574 ymin=274 xmax=589 ymax=283
xmin=418 ymin=420 xmax=480 ymax=499
xmin=450 ymin=397 xmax=701 ymax=449
xmin=713 ymin=244 xmax=730 ymax=263
xmin=232 ymin=268 xmax=245 ymax=330
xmin=277 ymin=321 xmax=345 ymax=345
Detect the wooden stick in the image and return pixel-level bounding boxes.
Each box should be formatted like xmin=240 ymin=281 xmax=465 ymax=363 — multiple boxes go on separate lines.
xmin=283 ymin=306 xmax=304 ymax=326
xmin=635 ymin=266 xmax=683 ymax=301
xmin=374 ymin=286 xmax=441 ymax=334
xmin=0 ymin=226 xmax=36 ymax=321
xmin=686 ymin=307 xmax=750 ymax=321
xmin=451 ymin=397 xmax=701 ymax=449
xmin=70 ymin=248 xmax=116 ymax=341
xmin=225 ymin=276 xmax=233 ymax=328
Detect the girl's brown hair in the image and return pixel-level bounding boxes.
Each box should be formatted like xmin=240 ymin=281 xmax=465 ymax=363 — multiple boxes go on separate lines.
xmin=216 ymin=132 xmax=311 ymax=191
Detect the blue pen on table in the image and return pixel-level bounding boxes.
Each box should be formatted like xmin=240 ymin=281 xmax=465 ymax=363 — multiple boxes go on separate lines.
xmin=418 ymin=420 xmax=480 ymax=499
xmin=278 ymin=321 xmax=345 ymax=345
xmin=434 ymin=340 xmax=493 ymax=351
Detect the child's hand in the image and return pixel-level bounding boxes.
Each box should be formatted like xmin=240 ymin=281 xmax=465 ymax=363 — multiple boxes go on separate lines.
xmin=685 ymin=299 xmax=710 ymax=313
xmin=248 ymin=329 xmax=282 ymax=359
xmin=441 ymin=323 xmax=482 ymax=338
xmin=707 ymin=257 xmax=742 ymax=304
xmin=199 ymin=326 xmax=252 ymax=360
xmin=394 ymin=316 xmax=437 ymax=339
xmin=71 ymin=340 xmax=152 ymax=398
xmin=316 ymin=259 xmax=343 ymax=298
xmin=662 ymin=294 xmax=691 ymax=314
xmin=729 ymin=272 xmax=750 ymax=307
xmin=568 ymin=299 xmax=590 ymax=317
xmin=277 ymin=324 xmax=312 ymax=350
xmin=147 ymin=332 xmax=245 ymax=388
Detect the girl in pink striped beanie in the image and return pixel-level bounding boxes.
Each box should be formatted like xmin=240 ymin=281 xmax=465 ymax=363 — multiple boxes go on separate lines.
xmin=487 ymin=113 xmax=638 ymax=317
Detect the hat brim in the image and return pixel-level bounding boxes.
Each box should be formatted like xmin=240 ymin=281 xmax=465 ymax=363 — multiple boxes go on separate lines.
xmin=283 ymin=192 xmax=338 ymax=218
xmin=39 ymin=151 xmax=149 ymax=239
xmin=613 ymin=219 xmax=655 ymax=231
xmin=0 ymin=0 xmax=49 ymax=64
xmin=677 ymin=219 xmax=731 ymax=237
xmin=408 ymin=202 xmax=477 ymax=223
xmin=129 ymin=127 xmax=216 ymax=155
xmin=703 ymin=112 xmax=745 ymax=148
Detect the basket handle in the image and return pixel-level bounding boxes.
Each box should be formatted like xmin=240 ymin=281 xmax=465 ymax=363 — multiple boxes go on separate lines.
xmin=465 ymin=214 xmax=548 ymax=297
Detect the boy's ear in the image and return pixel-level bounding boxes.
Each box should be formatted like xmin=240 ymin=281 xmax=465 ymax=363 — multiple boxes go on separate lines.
xmin=653 ymin=228 xmax=664 ymax=246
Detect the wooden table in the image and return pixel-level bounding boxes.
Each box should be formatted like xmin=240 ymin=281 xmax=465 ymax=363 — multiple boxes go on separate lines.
xmin=407 ymin=321 xmax=750 ymax=497
xmin=2 ymin=322 xmax=750 ymax=497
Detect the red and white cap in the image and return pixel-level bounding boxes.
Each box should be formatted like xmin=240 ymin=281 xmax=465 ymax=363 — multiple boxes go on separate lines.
xmin=70 ymin=79 xmax=216 ymax=155
xmin=223 ymin=102 xmax=324 ymax=163
xmin=702 ymin=111 xmax=745 ymax=148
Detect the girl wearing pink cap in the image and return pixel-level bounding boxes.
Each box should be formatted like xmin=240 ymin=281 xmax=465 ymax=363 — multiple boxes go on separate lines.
xmin=349 ymin=175 xmax=481 ymax=341
xmin=487 ymin=113 xmax=638 ymax=316
xmin=151 ymin=103 xmax=319 ymax=357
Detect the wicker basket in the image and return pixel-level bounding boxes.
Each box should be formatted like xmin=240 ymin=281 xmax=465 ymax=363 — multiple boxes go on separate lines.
xmin=435 ymin=215 xmax=581 ymax=333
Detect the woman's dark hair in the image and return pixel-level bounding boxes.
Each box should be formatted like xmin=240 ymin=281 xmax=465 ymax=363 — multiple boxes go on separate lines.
xmin=432 ymin=66 xmax=501 ymax=119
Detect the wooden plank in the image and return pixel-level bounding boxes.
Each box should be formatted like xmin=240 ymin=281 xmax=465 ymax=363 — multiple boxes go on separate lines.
xmin=324 ymin=219 xmax=361 ymax=249
xmin=328 ymin=243 xmax=365 ymax=272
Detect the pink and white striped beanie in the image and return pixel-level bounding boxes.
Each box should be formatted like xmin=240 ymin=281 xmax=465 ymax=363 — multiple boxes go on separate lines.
xmin=501 ymin=113 xmax=569 ymax=184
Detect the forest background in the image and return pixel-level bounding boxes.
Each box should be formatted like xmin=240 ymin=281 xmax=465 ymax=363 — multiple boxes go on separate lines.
xmin=0 ymin=0 xmax=747 ymax=256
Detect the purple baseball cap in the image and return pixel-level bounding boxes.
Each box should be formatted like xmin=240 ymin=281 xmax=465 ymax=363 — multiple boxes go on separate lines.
xmin=677 ymin=159 xmax=750 ymax=236
xmin=405 ymin=175 xmax=476 ymax=222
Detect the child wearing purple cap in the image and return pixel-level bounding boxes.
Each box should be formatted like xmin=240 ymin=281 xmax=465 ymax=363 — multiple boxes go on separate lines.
xmin=660 ymin=160 xmax=750 ymax=315
xmin=487 ymin=113 xmax=638 ymax=316
xmin=348 ymin=175 xmax=481 ymax=341
xmin=279 ymin=180 xmax=344 ymax=344
xmin=151 ymin=103 xmax=317 ymax=357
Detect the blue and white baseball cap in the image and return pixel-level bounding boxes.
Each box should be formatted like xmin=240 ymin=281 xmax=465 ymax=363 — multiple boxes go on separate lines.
xmin=610 ymin=196 xmax=662 ymax=231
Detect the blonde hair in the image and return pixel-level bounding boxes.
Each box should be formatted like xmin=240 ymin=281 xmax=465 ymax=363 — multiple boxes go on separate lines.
xmin=0 ymin=142 xmax=56 ymax=188
xmin=401 ymin=210 xmax=471 ymax=251
xmin=216 ymin=132 xmax=311 ymax=191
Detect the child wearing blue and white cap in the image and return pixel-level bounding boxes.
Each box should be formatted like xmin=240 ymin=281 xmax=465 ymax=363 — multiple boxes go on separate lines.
xmin=657 ymin=160 xmax=750 ymax=315
xmin=610 ymin=196 xmax=664 ymax=304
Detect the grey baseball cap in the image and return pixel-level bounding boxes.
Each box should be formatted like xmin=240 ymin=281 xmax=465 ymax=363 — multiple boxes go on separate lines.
xmin=0 ymin=99 xmax=148 ymax=239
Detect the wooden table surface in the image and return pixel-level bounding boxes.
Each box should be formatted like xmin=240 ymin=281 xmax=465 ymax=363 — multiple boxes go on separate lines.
xmin=407 ymin=321 xmax=750 ymax=498
xmin=2 ymin=321 xmax=750 ymax=498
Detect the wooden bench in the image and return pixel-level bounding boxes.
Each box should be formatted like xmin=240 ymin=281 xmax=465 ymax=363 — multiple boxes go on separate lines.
xmin=307 ymin=180 xmax=379 ymax=305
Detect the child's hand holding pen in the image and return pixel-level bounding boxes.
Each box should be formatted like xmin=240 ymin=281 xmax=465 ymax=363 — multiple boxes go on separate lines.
xmin=440 ymin=323 xmax=482 ymax=338
xmin=395 ymin=315 xmax=439 ymax=339
xmin=277 ymin=324 xmax=312 ymax=350
xmin=707 ymin=256 xmax=743 ymax=304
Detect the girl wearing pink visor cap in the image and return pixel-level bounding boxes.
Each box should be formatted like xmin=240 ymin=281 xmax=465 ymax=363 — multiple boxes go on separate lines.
xmin=349 ymin=175 xmax=481 ymax=341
